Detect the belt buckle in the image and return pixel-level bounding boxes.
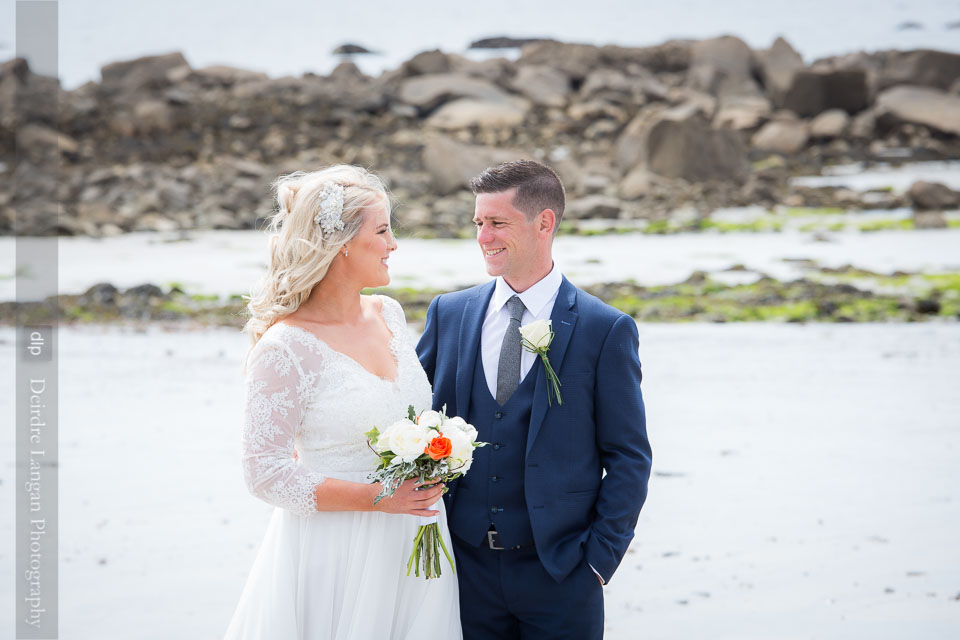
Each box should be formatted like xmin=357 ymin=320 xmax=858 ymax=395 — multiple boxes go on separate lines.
xmin=487 ymin=529 xmax=504 ymax=550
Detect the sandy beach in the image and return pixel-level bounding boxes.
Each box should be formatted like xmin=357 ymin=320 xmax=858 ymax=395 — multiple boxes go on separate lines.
xmin=1 ymin=322 xmax=957 ymax=638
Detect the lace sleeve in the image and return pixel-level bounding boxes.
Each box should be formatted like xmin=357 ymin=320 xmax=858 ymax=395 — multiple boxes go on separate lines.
xmin=241 ymin=334 xmax=326 ymax=516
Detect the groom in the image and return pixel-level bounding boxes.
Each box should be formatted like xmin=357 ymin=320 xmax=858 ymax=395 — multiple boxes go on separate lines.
xmin=417 ymin=160 xmax=651 ymax=639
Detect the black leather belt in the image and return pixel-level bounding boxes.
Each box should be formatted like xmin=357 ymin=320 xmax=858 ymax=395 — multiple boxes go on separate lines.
xmin=486 ymin=525 xmax=531 ymax=551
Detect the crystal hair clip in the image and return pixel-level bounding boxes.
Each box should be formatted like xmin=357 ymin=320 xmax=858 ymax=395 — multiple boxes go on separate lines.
xmin=313 ymin=183 xmax=345 ymax=236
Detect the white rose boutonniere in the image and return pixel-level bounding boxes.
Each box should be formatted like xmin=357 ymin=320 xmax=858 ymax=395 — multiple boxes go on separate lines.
xmin=519 ymin=319 xmax=563 ymax=406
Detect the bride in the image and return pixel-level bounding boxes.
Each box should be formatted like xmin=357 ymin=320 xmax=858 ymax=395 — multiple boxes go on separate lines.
xmin=224 ymin=165 xmax=462 ymax=639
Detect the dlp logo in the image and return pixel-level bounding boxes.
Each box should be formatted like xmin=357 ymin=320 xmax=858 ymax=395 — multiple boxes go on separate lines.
xmin=22 ymin=327 xmax=53 ymax=362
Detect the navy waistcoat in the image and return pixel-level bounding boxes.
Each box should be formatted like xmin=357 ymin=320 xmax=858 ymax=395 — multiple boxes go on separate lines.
xmin=448 ymin=346 xmax=538 ymax=548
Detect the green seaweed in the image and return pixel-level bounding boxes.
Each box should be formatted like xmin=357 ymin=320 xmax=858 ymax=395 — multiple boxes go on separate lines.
xmin=65 ymin=306 xmax=97 ymax=323
xmin=158 ymin=299 xmax=195 ymax=314
xmin=858 ymin=219 xmax=914 ymax=232
xmin=699 ymin=218 xmax=783 ymax=233
xmin=642 ymin=219 xmax=672 ymax=235
xmin=752 ymin=156 xmax=786 ymax=171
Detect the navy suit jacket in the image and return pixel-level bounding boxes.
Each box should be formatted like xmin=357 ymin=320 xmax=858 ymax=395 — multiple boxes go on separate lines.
xmin=416 ymin=276 xmax=651 ymax=584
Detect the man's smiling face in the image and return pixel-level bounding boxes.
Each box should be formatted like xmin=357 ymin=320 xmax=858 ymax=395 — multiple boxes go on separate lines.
xmin=473 ymin=189 xmax=542 ymax=283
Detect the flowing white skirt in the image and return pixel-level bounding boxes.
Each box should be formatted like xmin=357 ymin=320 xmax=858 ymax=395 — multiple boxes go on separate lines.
xmin=224 ymin=500 xmax=462 ymax=640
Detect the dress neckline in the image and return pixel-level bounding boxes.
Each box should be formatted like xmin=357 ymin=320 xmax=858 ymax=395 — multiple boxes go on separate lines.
xmin=275 ymin=295 xmax=401 ymax=385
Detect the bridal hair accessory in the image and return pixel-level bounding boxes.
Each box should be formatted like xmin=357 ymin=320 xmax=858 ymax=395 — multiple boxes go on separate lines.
xmin=313 ymin=183 xmax=345 ymax=236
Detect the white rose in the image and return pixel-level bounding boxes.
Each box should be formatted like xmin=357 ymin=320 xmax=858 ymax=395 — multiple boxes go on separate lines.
xmin=379 ymin=419 xmax=431 ymax=463
xmin=443 ymin=416 xmax=478 ymax=442
xmin=417 ymin=410 xmax=443 ymax=430
xmin=376 ymin=419 xmax=410 ymax=451
xmin=519 ymin=319 xmax=553 ymax=350
xmin=444 ymin=428 xmax=476 ymax=472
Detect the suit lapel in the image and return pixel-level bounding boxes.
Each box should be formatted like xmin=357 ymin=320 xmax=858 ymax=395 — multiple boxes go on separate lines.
xmin=526 ymin=277 xmax=578 ymax=456
xmin=456 ymin=282 xmax=495 ymax=417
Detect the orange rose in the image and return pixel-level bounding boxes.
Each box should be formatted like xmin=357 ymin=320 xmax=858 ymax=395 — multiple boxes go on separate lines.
xmin=425 ymin=434 xmax=452 ymax=460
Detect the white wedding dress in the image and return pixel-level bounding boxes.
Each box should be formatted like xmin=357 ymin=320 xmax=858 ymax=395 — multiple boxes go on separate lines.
xmin=224 ymin=295 xmax=462 ymax=640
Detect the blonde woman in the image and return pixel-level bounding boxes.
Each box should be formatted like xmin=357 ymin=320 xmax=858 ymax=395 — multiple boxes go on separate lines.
xmin=225 ymin=166 xmax=461 ymax=639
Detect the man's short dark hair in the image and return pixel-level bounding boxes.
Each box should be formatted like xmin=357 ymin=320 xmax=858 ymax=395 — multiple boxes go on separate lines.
xmin=470 ymin=160 xmax=565 ymax=229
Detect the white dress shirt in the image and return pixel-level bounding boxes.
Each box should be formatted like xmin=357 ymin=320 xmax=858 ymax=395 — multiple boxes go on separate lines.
xmin=480 ymin=263 xmax=563 ymax=399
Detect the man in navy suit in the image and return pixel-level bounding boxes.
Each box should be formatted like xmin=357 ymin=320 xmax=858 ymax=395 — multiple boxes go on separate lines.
xmin=416 ymin=160 xmax=651 ymax=639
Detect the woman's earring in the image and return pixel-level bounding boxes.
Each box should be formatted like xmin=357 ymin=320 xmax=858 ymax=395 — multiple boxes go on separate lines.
xmin=343 ymin=248 xmax=349 ymax=257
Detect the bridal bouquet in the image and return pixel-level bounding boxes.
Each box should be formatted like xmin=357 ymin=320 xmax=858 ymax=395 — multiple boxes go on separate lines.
xmin=366 ymin=405 xmax=487 ymax=578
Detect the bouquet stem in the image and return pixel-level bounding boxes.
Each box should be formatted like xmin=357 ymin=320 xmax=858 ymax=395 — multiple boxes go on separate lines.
xmin=406 ymin=523 xmax=455 ymax=579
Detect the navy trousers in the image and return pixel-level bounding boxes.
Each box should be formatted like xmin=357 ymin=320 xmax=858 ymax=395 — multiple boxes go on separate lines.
xmin=452 ymin=533 xmax=604 ymax=640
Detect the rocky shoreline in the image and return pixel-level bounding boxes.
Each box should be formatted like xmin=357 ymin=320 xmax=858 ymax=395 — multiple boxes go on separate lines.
xmin=4 ymin=266 xmax=957 ymax=328
xmin=2 ymin=38 xmax=960 ymax=238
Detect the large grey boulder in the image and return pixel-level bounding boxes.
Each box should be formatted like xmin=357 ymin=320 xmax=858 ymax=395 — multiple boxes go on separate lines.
xmin=713 ymin=95 xmax=772 ymax=130
xmin=616 ymin=105 xmax=668 ymax=171
xmin=402 ymin=49 xmax=452 ymax=76
xmin=328 ymin=61 xmax=367 ymax=82
xmin=510 ymin=65 xmax=571 ymax=107
xmin=422 ymin=135 xmax=531 ymax=194
xmin=167 ymin=64 xmax=269 ymax=88
xmin=809 ymin=109 xmax=850 ymax=138
xmin=849 ymin=109 xmax=876 ymax=139
xmin=908 ymin=180 xmax=960 ymax=210
xmin=564 ymin=195 xmax=622 ymax=220
xmin=567 ymin=99 xmax=629 ymax=124
xmin=913 ymin=211 xmax=948 ymax=229
xmin=398 ymin=72 xmax=513 ymax=111
xmin=579 ymin=67 xmax=665 ymax=105
xmin=517 ymin=41 xmax=602 ymax=79
xmin=616 ymin=103 xmax=750 ymax=183
xmin=619 ymin=167 xmax=665 ymax=200
xmin=666 ymin=87 xmax=717 ymax=119
xmin=425 ymin=97 xmax=530 ymax=129
xmin=687 ymin=35 xmax=762 ymax=98
xmin=450 ymin=56 xmax=515 ymax=85
xmin=782 ymin=69 xmax=870 ymax=116
xmin=755 ymin=37 xmax=805 ymax=105
xmin=518 ymin=40 xmax=691 ymax=79
xmin=100 ymin=52 xmax=189 ymax=93
xmin=751 ymin=118 xmax=810 ymax=154
xmin=878 ymin=49 xmax=960 ymax=91
xmin=875 ymin=86 xmax=960 ymax=136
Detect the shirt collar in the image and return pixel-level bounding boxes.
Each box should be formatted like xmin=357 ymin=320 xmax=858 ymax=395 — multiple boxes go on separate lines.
xmin=491 ymin=263 xmax=562 ymax=318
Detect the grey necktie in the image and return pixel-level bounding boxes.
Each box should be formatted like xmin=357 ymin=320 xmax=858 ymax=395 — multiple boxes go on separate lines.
xmin=496 ymin=295 xmax=526 ymax=405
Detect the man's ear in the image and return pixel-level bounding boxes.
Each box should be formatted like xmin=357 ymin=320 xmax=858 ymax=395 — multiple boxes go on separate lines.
xmin=539 ymin=209 xmax=557 ymax=235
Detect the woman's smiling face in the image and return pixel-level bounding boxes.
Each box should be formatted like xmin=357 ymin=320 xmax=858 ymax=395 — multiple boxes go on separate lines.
xmin=346 ymin=197 xmax=397 ymax=289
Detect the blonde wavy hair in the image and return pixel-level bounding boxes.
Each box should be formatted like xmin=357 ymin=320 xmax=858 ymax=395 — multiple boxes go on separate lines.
xmin=242 ymin=165 xmax=390 ymax=362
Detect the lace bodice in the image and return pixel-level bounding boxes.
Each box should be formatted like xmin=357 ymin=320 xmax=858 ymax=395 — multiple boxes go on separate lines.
xmin=240 ymin=295 xmax=433 ymax=516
